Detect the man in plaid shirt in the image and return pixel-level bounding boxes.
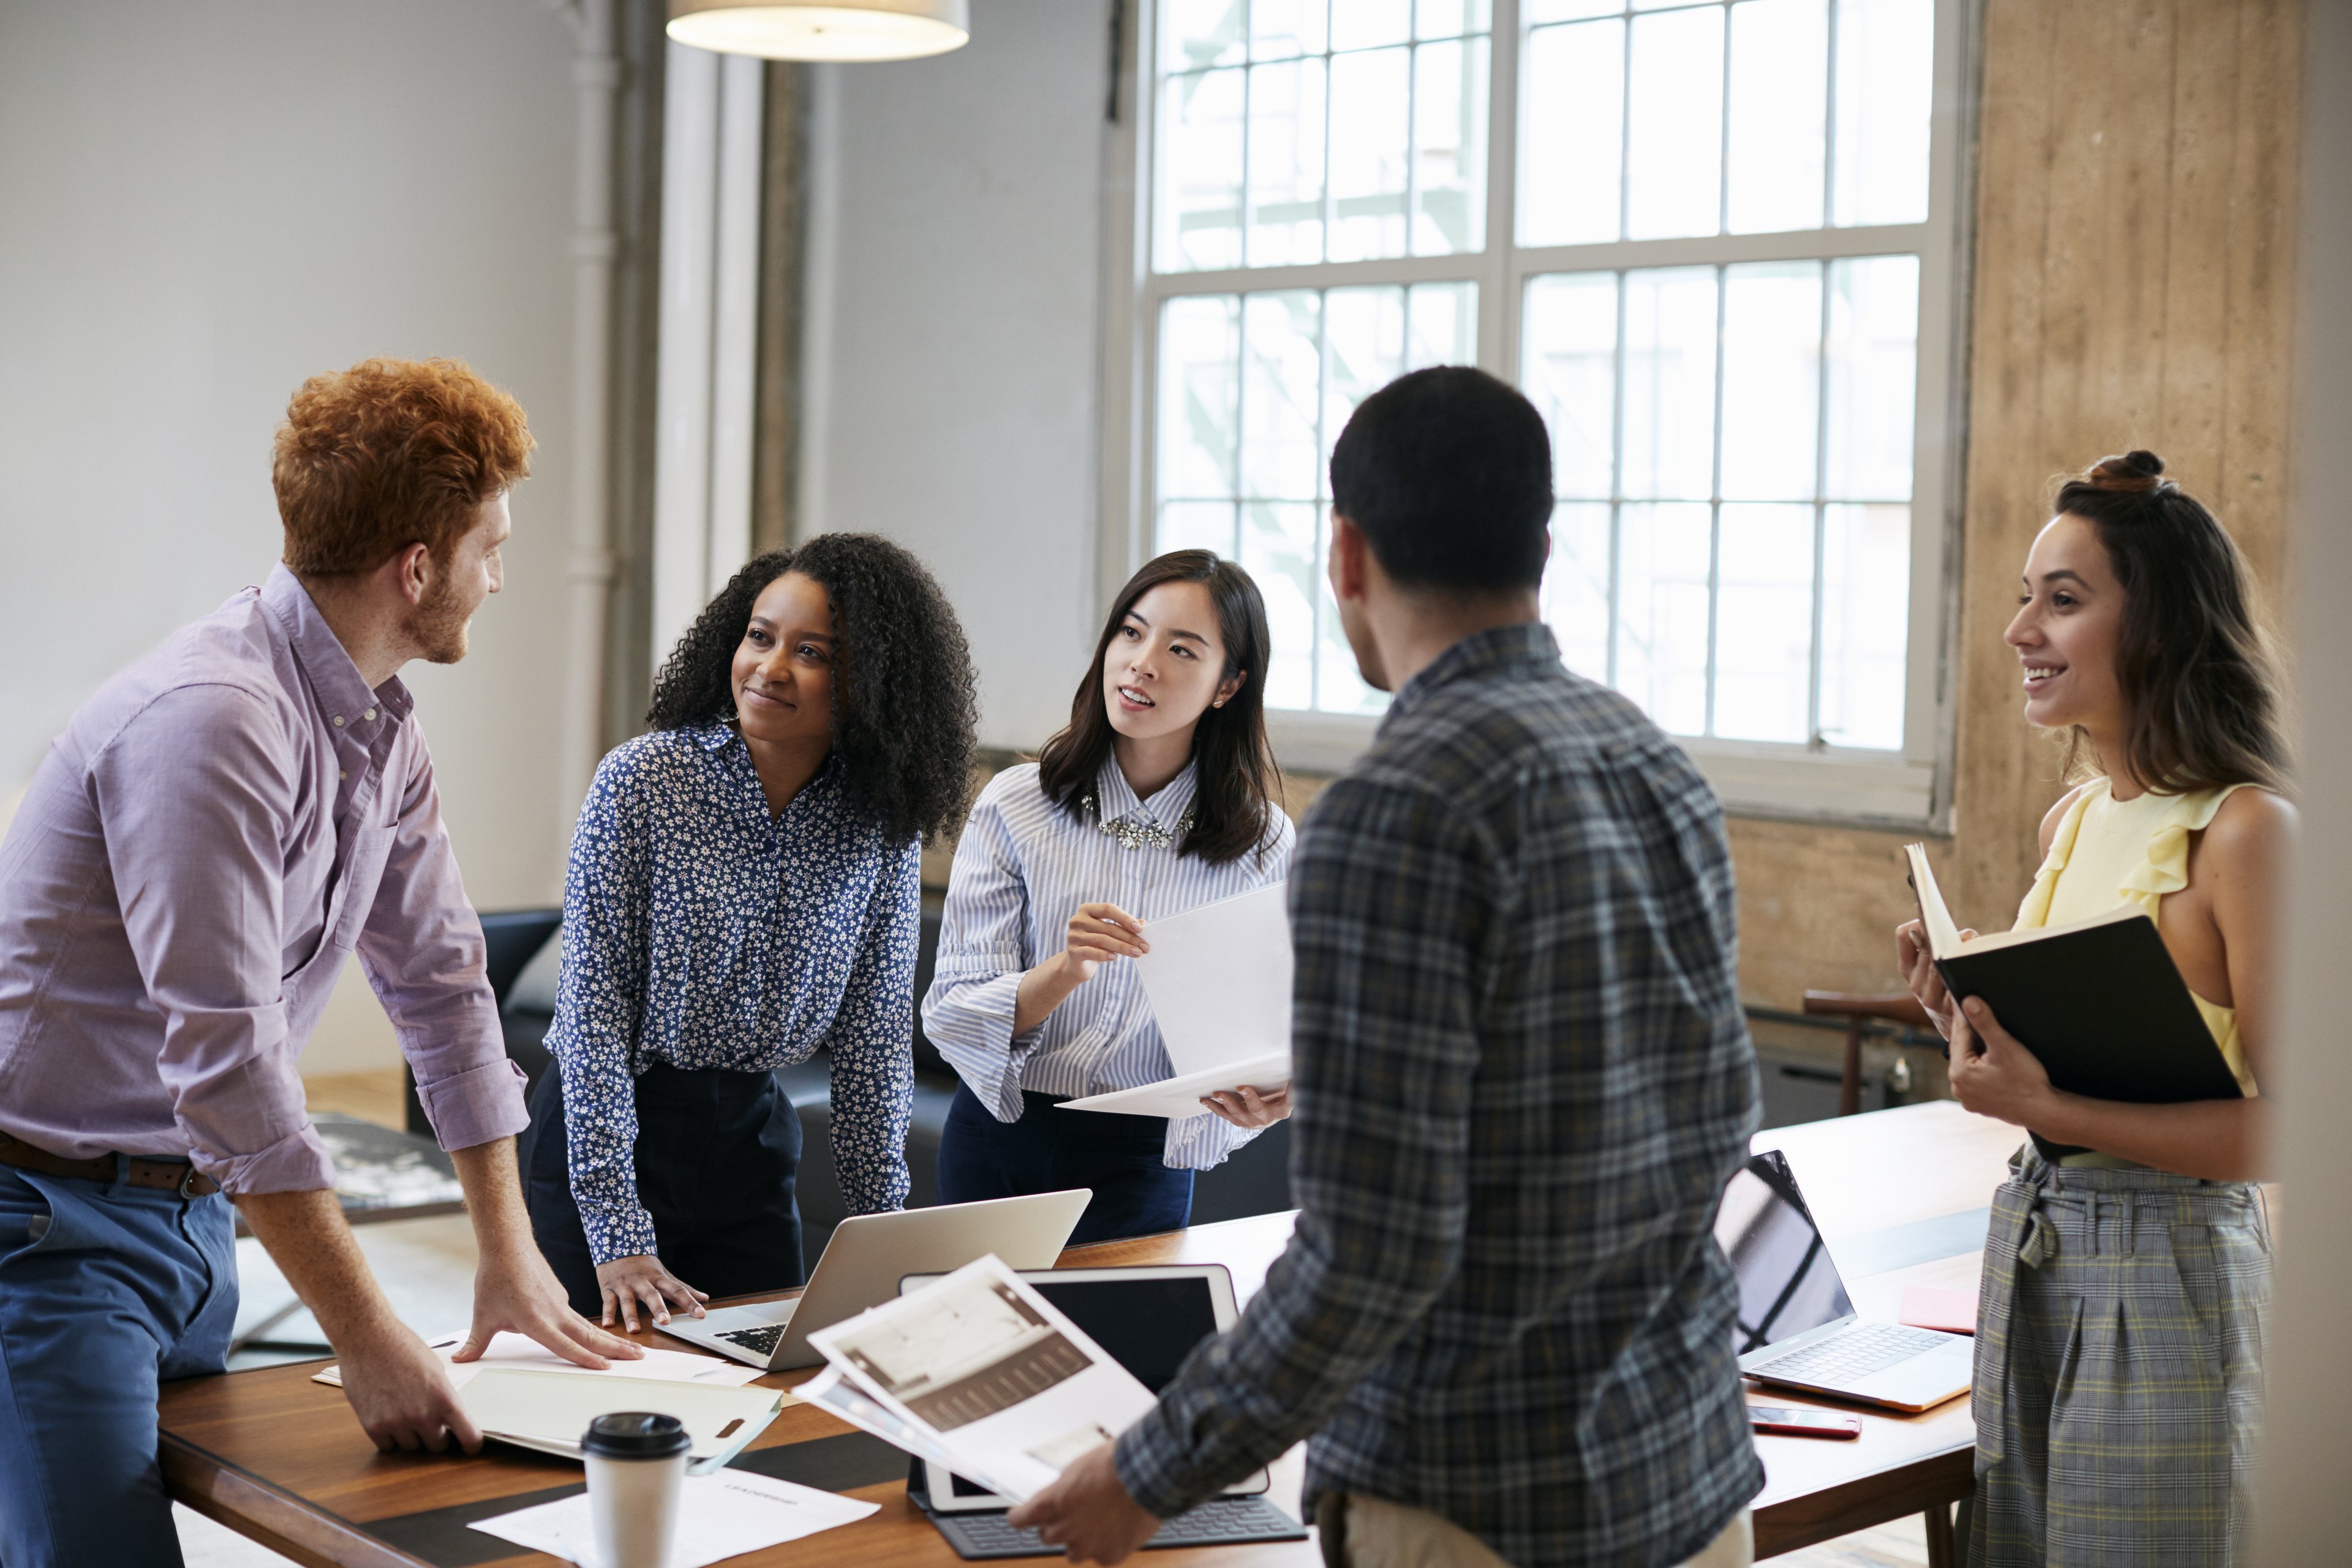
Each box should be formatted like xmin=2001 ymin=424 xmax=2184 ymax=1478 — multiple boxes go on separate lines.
xmin=1014 ymin=366 xmax=1763 ymax=1567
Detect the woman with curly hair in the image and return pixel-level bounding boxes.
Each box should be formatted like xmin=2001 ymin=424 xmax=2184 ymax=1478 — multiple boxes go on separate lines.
xmin=1897 ymin=453 xmax=2290 ymax=1564
xmin=524 ymin=535 xmax=978 ymax=1331
xmin=921 ymin=551 xmax=1293 ymax=1245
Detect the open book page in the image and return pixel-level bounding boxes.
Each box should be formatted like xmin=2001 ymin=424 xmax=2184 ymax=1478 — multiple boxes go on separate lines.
xmin=1902 ymin=844 xmax=1966 ymax=959
xmin=1133 ymin=883 xmax=1291 ymax=1076
xmin=806 ymin=1254 xmax=1158 ymax=1502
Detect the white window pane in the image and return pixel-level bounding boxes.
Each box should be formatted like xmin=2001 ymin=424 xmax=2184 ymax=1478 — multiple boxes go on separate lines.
xmin=1725 ymin=0 xmax=1826 ymax=235
xmin=1316 ymin=559 xmax=1390 ymax=714
xmin=1521 ymin=272 xmax=1618 ymax=500
xmin=1621 ymin=267 xmax=1717 ymax=502
xmin=1158 ymin=295 xmax=1240 ymax=500
xmin=1545 ymin=502 xmax=1613 ymax=682
xmin=1416 ymin=0 xmax=1491 ymax=40
xmin=1719 ymin=261 xmax=1822 ymax=502
xmin=1714 ymin=503 xmax=1815 ymax=741
xmin=1526 ymin=0 xmax=1619 ymax=20
xmin=1243 ymin=500 xmax=1319 ymax=709
xmin=1332 ymin=0 xmax=1412 ymax=52
xmin=1324 ymin=285 xmax=1408 ymax=486
xmin=1413 ymin=37 xmax=1490 ymax=256
xmin=1616 ymin=502 xmax=1711 ymax=734
xmin=1251 ymin=0 xmax=1326 ymax=60
xmin=1406 ymin=280 xmax=1478 ymax=369
xmin=1327 ymin=47 xmax=1412 ymax=261
xmin=1831 ymin=0 xmax=1932 ymax=227
xmin=1164 ymin=0 xmax=1247 ymax=70
xmin=1519 ymin=20 xmax=1624 ymax=247
xmin=1819 ymin=502 xmax=1909 ymax=748
xmin=1823 ymin=254 xmax=1918 ymax=500
xmin=1157 ymin=69 xmax=1246 ymax=271
xmin=1247 ymin=58 xmax=1328 ymax=266
xmin=1625 ymin=7 xmax=1724 ymax=240
xmin=1158 ymin=500 xmax=1240 ymax=557
xmin=1242 ymin=292 xmax=1323 ymax=501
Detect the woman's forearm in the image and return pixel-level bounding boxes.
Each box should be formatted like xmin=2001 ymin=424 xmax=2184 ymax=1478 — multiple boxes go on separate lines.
xmin=1012 ymin=952 xmax=1084 ymax=1034
xmin=2029 ymin=1091 xmax=2266 ymax=1181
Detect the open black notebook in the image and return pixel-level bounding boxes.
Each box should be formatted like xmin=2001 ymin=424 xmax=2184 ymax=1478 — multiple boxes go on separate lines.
xmin=1902 ymin=844 xmax=2242 ymax=1160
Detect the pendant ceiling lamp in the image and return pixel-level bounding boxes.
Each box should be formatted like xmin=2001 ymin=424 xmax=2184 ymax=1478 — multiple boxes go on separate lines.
xmin=666 ymin=0 xmax=968 ymax=61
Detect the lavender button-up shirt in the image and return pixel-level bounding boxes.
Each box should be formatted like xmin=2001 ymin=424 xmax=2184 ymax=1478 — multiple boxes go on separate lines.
xmin=0 ymin=565 xmax=529 ymax=1194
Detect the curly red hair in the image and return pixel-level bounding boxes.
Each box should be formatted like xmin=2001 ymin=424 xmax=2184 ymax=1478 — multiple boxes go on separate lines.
xmin=272 ymin=358 xmax=533 ymax=576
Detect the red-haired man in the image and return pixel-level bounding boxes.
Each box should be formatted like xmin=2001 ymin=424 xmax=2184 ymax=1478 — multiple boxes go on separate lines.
xmin=0 ymin=359 xmax=639 ymax=1567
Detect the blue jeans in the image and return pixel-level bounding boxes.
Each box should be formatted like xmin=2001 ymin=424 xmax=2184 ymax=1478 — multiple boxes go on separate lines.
xmin=0 ymin=1163 xmax=238 ymax=1568
xmin=937 ymin=1084 xmax=1194 ymax=1245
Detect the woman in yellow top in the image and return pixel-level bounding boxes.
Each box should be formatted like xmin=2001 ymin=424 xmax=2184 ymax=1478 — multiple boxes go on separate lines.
xmin=1898 ymin=451 xmax=2291 ymax=1566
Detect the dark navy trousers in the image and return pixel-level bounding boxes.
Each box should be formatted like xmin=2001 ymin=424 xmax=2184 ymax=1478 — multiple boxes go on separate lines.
xmin=524 ymin=1061 xmax=806 ymax=1316
xmin=937 ymin=1084 xmax=1193 ymax=1245
xmin=0 ymin=1163 xmax=238 ymax=1567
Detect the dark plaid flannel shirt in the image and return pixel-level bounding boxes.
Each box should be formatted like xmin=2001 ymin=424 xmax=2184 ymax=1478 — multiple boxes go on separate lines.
xmin=1113 ymin=624 xmax=1765 ymax=1567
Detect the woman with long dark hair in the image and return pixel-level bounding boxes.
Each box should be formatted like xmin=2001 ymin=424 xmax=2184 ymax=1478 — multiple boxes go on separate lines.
xmin=921 ymin=551 xmax=1294 ymax=1244
xmin=1897 ymin=453 xmax=2291 ymax=1563
xmin=526 ymin=535 xmax=978 ymax=1331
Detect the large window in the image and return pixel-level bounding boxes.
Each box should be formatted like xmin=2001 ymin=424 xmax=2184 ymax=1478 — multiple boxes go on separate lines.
xmin=1117 ymin=0 xmax=1968 ymax=821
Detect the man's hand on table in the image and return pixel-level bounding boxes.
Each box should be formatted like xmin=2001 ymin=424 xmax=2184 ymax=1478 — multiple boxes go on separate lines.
xmin=1008 ymin=1440 xmax=1161 ymax=1564
xmin=456 ymin=1240 xmax=643 ymax=1367
xmin=338 ymin=1319 xmax=486 ymax=1455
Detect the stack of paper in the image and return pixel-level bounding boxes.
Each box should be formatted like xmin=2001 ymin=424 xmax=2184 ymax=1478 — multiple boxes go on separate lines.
xmin=1060 ymin=882 xmax=1294 ymax=1120
xmin=799 ymin=1254 xmax=1158 ymax=1501
xmin=469 ymin=1469 xmax=879 ymax=1565
xmin=312 ymin=1332 xmax=769 ymax=1390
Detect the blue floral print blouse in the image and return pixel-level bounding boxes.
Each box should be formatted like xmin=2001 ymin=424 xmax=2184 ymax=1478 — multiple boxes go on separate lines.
xmin=548 ymin=723 xmax=917 ymax=1263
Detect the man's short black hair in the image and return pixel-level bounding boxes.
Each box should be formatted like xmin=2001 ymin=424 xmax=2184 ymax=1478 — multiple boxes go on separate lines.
xmin=1329 ymin=365 xmax=1553 ymax=593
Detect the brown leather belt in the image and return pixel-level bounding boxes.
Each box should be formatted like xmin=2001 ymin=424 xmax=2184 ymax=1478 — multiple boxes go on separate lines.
xmin=0 ymin=1131 xmax=221 ymax=1197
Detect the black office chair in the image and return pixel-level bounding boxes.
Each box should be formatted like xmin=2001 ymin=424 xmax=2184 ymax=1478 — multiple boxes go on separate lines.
xmin=402 ymin=907 xmax=562 ymax=1136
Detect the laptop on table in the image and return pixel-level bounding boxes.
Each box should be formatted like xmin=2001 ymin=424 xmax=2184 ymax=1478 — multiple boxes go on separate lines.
xmin=660 ymin=1189 xmax=1093 ymax=1372
xmin=1717 ymin=1148 xmax=1974 ymax=1413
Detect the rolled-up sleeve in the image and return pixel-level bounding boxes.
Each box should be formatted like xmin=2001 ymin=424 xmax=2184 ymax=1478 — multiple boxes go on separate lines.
xmin=823 ymin=840 xmax=919 ymax=1215
xmin=919 ymin=787 xmax=1039 ymax=1121
xmin=91 ymin=684 xmax=333 ymax=1195
xmin=355 ymin=735 xmax=528 ymax=1153
xmin=548 ymin=753 xmax=659 ymax=1264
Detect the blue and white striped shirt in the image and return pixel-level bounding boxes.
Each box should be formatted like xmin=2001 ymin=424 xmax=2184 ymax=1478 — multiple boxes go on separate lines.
xmin=921 ymin=756 xmax=1294 ymax=1170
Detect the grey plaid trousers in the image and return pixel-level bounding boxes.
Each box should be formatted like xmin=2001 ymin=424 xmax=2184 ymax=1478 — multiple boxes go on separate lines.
xmin=1968 ymin=1147 xmax=2271 ymax=1567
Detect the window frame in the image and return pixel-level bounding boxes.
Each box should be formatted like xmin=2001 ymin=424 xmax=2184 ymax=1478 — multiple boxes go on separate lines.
xmin=1099 ymin=0 xmax=1981 ymax=829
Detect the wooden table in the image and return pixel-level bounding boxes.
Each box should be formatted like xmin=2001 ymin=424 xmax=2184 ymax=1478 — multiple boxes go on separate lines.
xmin=159 ymin=1100 xmax=2026 ymax=1567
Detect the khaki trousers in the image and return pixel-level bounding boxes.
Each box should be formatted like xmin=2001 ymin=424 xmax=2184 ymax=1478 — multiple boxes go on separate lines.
xmin=1318 ymin=1493 xmax=1754 ymax=1568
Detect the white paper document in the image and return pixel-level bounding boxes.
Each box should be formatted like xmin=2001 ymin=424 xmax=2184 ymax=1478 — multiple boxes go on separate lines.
xmin=312 ymin=1332 xmax=767 ymax=1391
xmin=467 ymin=1468 xmax=879 ymax=1566
xmin=805 ymin=1254 xmax=1157 ymax=1501
xmin=454 ymin=1368 xmax=783 ymax=1472
xmin=1062 ymin=882 xmax=1292 ymax=1120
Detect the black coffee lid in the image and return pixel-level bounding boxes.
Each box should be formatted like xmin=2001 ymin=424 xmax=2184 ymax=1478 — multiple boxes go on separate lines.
xmin=581 ymin=1412 xmax=690 ymax=1459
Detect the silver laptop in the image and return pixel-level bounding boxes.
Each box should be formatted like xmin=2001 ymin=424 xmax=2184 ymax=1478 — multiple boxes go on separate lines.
xmin=660 ymin=1189 xmax=1093 ymax=1371
xmin=1718 ymin=1149 xmax=1973 ymax=1413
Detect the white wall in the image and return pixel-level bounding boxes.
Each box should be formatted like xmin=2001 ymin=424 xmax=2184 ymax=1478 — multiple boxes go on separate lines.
xmin=799 ymin=0 xmax=1112 ymax=752
xmin=0 ymin=1 xmax=583 ymax=1071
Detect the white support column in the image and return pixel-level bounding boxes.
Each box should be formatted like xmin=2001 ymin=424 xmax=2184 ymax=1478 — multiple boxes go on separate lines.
xmin=651 ymin=43 xmax=764 ymax=671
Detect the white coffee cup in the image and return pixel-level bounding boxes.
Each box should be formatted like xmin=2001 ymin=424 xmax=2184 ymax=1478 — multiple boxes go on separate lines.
xmin=581 ymin=1411 xmax=690 ymax=1568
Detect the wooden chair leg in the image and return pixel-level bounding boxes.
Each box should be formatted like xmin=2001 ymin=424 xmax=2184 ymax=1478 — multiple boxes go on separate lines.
xmin=1924 ymin=1501 xmax=1958 ymax=1568
xmin=1838 ymin=1017 xmax=1864 ymax=1117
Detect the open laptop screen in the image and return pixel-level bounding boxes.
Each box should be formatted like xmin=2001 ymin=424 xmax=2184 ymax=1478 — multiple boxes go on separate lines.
xmin=1714 ymin=1149 xmax=1855 ymax=1355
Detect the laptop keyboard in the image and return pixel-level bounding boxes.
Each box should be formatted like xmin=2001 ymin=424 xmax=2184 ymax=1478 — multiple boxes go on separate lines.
xmin=931 ymin=1498 xmax=1307 ymax=1559
xmin=715 ymin=1322 xmax=786 ymax=1357
xmin=1752 ymin=1321 xmax=1951 ymax=1385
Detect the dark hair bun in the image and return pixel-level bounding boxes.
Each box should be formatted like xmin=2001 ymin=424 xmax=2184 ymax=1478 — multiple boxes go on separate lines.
xmin=2084 ymin=450 xmax=2168 ymax=492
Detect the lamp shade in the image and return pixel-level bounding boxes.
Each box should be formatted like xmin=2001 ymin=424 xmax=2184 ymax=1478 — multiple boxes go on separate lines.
xmin=666 ymin=0 xmax=968 ymax=61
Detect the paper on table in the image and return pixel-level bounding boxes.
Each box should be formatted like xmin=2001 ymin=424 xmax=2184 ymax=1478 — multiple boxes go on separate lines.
xmin=311 ymin=1332 xmax=769 ymax=1390
xmin=806 ymin=1254 xmax=1157 ymax=1502
xmin=1131 ymin=883 xmax=1291 ymax=1075
xmin=456 ymin=1367 xmax=782 ymax=1472
xmin=1058 ymin=1051 xmax=1292 ymax=1121
xmin=467 ymin=1468 xmax=880 ymax=1566
xmin=1900 ymin=1284 xmax=1980 ymax=1335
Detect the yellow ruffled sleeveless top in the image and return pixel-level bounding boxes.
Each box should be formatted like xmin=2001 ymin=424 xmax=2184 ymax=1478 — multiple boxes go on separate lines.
xmin=2013 ymin=777 xmax=2261 ymax=1100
